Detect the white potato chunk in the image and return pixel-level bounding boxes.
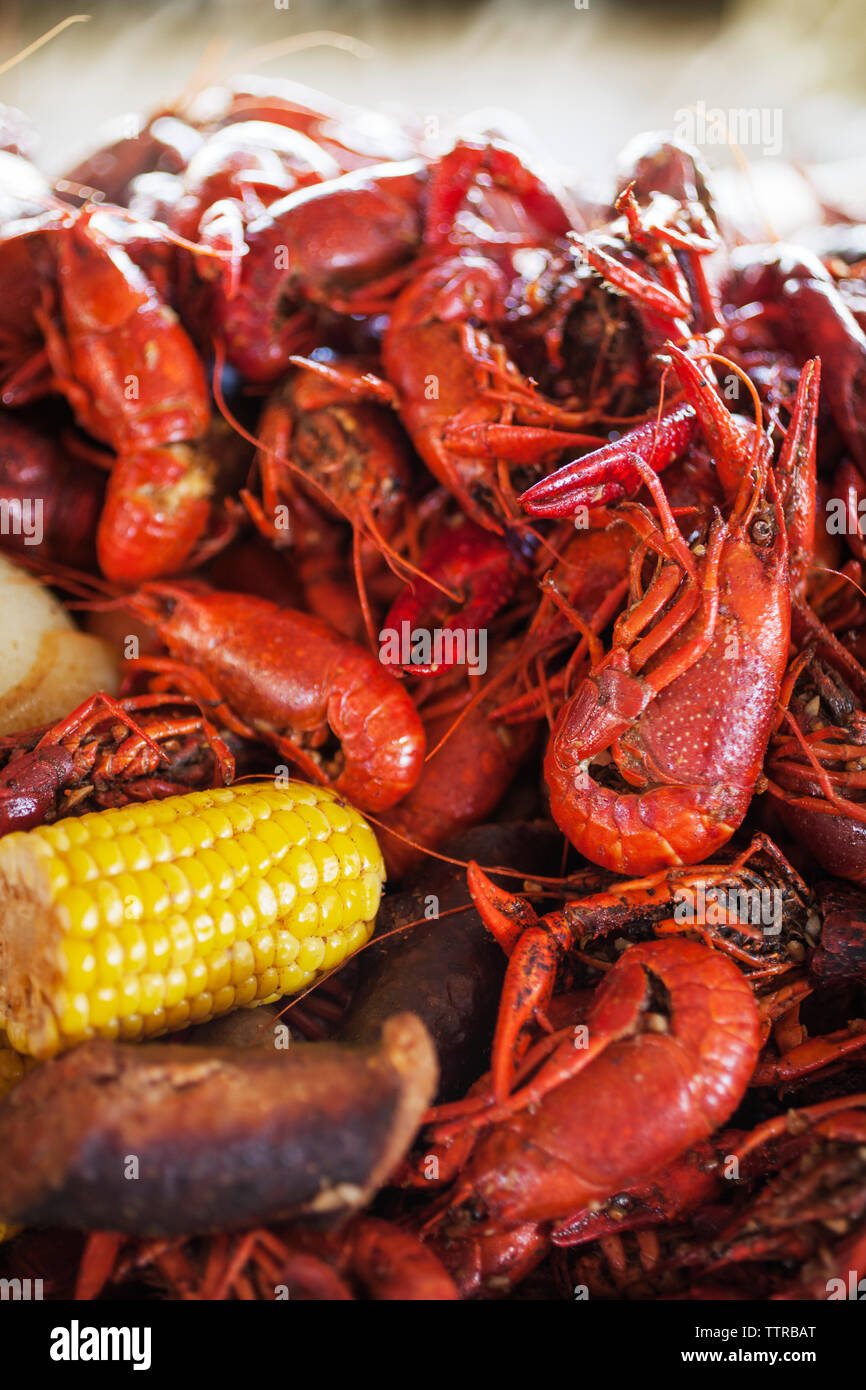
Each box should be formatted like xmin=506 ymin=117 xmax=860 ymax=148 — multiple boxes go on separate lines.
xmin=0 ymin=555 xmax=119 ymax=735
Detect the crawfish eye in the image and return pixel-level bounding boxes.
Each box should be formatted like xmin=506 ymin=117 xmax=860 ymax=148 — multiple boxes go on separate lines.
xmin=750 ymin=518 xmax=774 ymax=545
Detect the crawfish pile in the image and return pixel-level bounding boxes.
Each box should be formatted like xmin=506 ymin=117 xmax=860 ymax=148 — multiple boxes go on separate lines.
xmin=1 ymin=73 xmax=866 ymax=1302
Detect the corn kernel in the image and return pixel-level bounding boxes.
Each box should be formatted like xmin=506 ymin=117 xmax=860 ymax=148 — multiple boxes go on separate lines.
xmin=138 ymin=972 xmax=166 ymax=1014
xmin=339 ymin=878 xmax=368 ymax=923
xmin=189 ymin=991 xmax=213 ymax=1022
xmin=137 ymin=827 xmax=175 ymax=863
xmin=163 ymin=966 xmax=189 ymax=1008
xmin=287 ymin=897 xmax=320 ymax=940
xmin=294 ymin=802 xmax=332 ymax=841
xmin=229 ymin=939 xmax=255 ymax=984
xmin=308 ymin=840 xmax=341 ymax=886
xmin=233 ymin=976 xmax=258 ymax=1007
xmin=89 ymin=987 xmax=119 ymax=1029
xmin=274 ymin=929 xmax=300 ymax=967
xmin=321 ymin=930 xmax=347 ymax=970
xmin=168 ymin=916 xmax=195 ymax=966
xmin=65 ymin=847 xmax=99 ymax=884
xmin=285 ymin=844 xmax=318 ymax=893
xmin=296 ymin=936 xmax=326 ymax=974
xmin=94 ymin=931 xmax=124 ymax=985
xmin=151 ymin=862 xmax=193 ymax=911
xmin=317 ymin=889 xmax=344 ymax=936
xmin=234 ymin=832 xmax=272 ymax=878
xmin=320 ymin=800 xmax=352 ymax=834
xmin=277 ymin=963 xmax=307 ymax=995
xmin=189 ymin=910 xmax=216 ymax=952
xmin=141 ymin=922 xmax=171 ymax=969
xmin=88 ymin=840 xmax=127 ymax=878
xmin=331 ymin=832 xmax=362 ymax=879
xmin=62 ymin=940 xmax=97 ymax=990
xmin=265 ymin=866 xmax=297 ymax=913
xmin=211 ymin=984 xmax=236 ymax=1015
xmin=94 ymin=880 xmax=126 ymax=931
xmin=141 ymin=1006 xmax=166 ymax=1037
xmin=113 ymin=835 xmax=152 ymax=872
xmin=116 ymin=923 xmax=148 ymax=972
xmin=196 ymin=807 xmax=235 ymax=840
xmin=206 ymin=950 xmax=232 ymax=992
xmin=115 ymin=976 xmax=141 ymax=1019
xmin=196 ymin=848 xmax=236 ymax=896
xmin=255 ymin=966 xmax=280 ymax=998
xmin=185 ymin=958 xmax=209 ymax=998
xmin=54 ymin=990 xmax=90 ymax=1038
xmin=164 ymin=1000 xmax=191 ymax=1030
xmin=56 ymin=885 xmax=100 ymax=937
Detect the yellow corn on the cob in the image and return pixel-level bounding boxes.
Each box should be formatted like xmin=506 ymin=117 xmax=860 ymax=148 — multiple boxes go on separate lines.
xmin=0 ymin=781 xmax=385 ymax=1059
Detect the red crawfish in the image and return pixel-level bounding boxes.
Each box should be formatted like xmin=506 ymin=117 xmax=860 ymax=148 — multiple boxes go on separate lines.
xmin=203 ymin=158 xmax=428 ymax=383
xmin=382 ymin=181 xmax=714 ymax=532
xmin=521 ymin=348 xmax=812 ymax=875
xmin=492 ymin=434 xmax=731 ymax=732
xmin=239 ymin=354 xmax=411 ymax=638
xmin=199 ymin=127 xmax=573 ymax=387
xmin=767 ymin=646 xmax=866 ymax=886
xmin=167 ymin=121 xmax=342 ymax=342
xmin=61 ymin=111 xmax=203 ymax=207
xmin=419 ymin=868 xmax=759 ymax=1294
xmin=170 ymin=120 xmax=340 ymax=239
xmin=382 ymin=254 xmax=605 ymax=532
xmin=422 ymin=137 xmax=575 ymax=255
xmin=461 ymin=836 xmax=804 ymax=1106
xmin=125 ymin=585 xmax=425 ymax=813
xmin=380 ymin=515 xmax=521 ymax=677
xmin=0 ymin=413 xmax=104 ymax=569
xmin=614 ymin=132 xmax=718 ymax=240
xmin=810 ymin=879 xmax=866 ymax=984
xmin=558 ymin=1095 xmax=866 ymax=1299
xmin=1 ymin=183 xmax=221 ymax=584
xmin=0 ymin=151 xmax=63 ymax=403
xmin=682 ymin=1096 xmax=866 ymax=1300
xmin=491 ymin=516 xmax=634 ymax=726
xmin=73 ymin=1216 xmax=458 ymax=1301
xmin=749 ymin=981 xmax=866 ymax=1090
xmin=723 ymin=243 xmax=866 ymax=468
xmin=0 ymin=690 xmax=233 ymax=834
xmin=516 ymin=178 xmax=719 ymax=404
xmin=34 ymin=205 xmax=222 ymax=585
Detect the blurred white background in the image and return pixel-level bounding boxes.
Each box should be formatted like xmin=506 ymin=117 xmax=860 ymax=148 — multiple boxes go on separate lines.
xmin=1 ymin=0 xmax=864 ymax=187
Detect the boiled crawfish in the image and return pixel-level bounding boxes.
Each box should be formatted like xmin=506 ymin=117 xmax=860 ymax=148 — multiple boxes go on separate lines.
xmin=0 ymin=690 xmax=233 ymax=833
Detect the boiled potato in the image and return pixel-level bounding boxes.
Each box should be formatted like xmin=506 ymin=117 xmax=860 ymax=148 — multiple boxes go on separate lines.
xmin=0 ymin=555 xmax=119 ymax=734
